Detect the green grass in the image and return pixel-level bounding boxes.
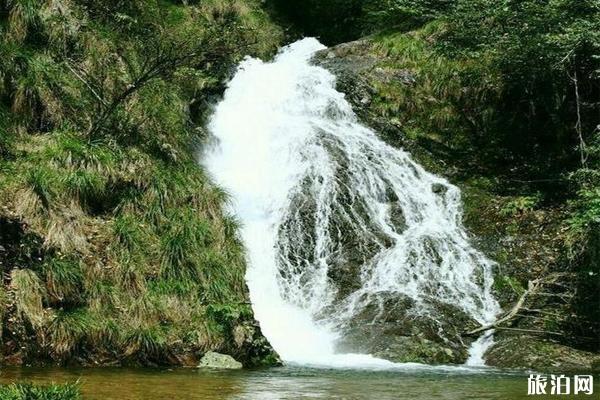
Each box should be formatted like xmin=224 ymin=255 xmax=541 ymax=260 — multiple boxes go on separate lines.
xmin=0 ymin=0 xmax=282 ymax=366
xmin=369 ymin=22 xmax=501 ymax=156
xmin=0 ymin=382 xmax=80 ymax=400
xmin=42 ymin=258 xmax=84 ymax=303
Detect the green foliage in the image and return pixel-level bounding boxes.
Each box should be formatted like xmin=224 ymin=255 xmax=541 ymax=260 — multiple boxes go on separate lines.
xmin=568 ymin=188 xmax=600 ymax=232
xmin=500 ymin=195 xmax=541 ymax=217
xmin=269 ymin=0 xmax=452 ymax=44
xmin=440 ymin=0 xmax=600 ymax=164
xmin=363 ymin=0 xmax=454 ymax=33
xmin=42 ymin=257 xmax=84 ymax=304
xmin=0 ymin=0 xmax=281 ymax=365
xmin=0 ymin=382 xmax=81 ymax=400
xmin=206 ymin=303 xmax=253 ymax=329
xmin=25 ymin=167 xmax=57 ymax=209
xmin=493 ymin=275 xmax=525 ymax=297
xmin=268 ymin=0 xmax=363 ymax=44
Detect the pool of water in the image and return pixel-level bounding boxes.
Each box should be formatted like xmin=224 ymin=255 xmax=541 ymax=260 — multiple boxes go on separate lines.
xmin=1 ymin=365 xmax=596 ymax=399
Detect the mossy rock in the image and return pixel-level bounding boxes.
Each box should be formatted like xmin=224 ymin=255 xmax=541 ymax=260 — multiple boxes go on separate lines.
xmin=335 ymin=293 xmax=476 ymax=364
xmin=198 ymin=352 xmax=243 ymax=369
xmin=487 ymin=335 xmax=599 ymax=371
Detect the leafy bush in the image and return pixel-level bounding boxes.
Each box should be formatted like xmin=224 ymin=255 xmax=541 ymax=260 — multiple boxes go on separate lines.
xmin=363 ymin=0 xmax=454 ymax=33
xmin=500 ymin=195 xmax=541 ymax=217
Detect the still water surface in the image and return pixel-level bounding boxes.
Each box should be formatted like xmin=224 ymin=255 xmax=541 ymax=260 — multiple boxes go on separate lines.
xmin=2 ymin=365 xmax=596 ymax=399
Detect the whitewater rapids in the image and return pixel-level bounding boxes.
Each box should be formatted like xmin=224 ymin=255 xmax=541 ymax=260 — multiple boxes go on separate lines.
xmin=204 ymin=38 xmax=500 ymax=369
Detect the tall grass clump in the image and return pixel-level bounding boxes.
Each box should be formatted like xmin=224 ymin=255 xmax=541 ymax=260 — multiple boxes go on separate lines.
xmin=0 ymin=382 xmax=81 ymax=400
xmin=10 ymin=269 xmax=47 ymax=328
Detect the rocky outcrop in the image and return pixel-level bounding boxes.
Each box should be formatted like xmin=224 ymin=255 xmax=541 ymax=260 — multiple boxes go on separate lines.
xmin=312 ymin=38 xmax=599 ymax=368
xmin=228 ymin=319 xmax=282 ymax=368
xmin=335 ymin=293 xmax=475 ymax=364
xmin=486 ymin=336 xmax=600 ymax=372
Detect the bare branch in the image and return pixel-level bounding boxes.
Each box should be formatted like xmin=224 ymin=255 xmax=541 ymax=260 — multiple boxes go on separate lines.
xmin=65 ymin=61 xmax=108 ymax=107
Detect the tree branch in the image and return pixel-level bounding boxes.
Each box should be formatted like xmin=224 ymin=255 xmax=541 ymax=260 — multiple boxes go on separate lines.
xmin=64 ymin=61 xmax=108 ymax=107
xmin=465 ymin=279 xmax=542 ymax=336
xmin=464 ymin=273 xmax=572 ymax=337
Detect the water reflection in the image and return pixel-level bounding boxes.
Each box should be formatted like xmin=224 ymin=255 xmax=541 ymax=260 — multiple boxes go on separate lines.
xmin=0 ymin=366 xmax=597 ymax=400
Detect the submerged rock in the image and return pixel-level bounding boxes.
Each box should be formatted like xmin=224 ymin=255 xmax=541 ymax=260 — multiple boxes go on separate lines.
xmin=198 ymin=352 xmax=243 ymax=369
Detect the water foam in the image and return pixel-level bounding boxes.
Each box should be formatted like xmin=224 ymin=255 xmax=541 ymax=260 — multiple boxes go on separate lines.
xmin=204 ymin=38 xmax=500 ymax=369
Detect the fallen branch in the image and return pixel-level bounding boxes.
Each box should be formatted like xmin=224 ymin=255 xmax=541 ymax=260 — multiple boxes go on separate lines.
xmin=464 ymin=273 xmax=572 ymax=337
xmin=493 ymin=327 xmax=565 ymax=336
xmin=464 ymin=279 xmax=542 ymax=336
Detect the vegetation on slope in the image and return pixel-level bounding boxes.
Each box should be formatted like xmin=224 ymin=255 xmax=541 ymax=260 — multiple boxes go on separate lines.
xmin=0 ymin=0 xmax=282 ymax=366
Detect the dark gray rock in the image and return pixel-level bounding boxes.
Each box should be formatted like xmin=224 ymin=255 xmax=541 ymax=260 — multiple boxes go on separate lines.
xmin=335 ymin=293 xmax=476 ymax=364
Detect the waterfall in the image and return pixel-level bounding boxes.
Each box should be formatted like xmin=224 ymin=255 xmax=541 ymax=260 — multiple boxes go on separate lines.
xmin=204 ymin=38 xmax=500 ymax=368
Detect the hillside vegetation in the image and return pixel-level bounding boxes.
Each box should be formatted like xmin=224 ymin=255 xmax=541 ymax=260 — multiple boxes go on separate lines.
xmin=0 ymin=382 xmax=80 ymax=400
xmin=0 ymin=0 xmax=282 ymax=366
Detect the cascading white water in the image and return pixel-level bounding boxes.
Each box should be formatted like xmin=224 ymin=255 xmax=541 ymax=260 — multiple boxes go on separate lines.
xmin=204 ymin=38 xmax=500 ymax=368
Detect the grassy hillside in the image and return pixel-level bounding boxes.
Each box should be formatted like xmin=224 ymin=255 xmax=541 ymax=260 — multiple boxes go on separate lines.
xmin=0 ymin=0 xmax=282 ymax=366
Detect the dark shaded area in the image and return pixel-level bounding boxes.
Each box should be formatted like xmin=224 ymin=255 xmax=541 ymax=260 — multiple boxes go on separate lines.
xmin=267 ymin=0 xmax=363 ymax=45
xmin=0 ymin=217 xmax=44 ymax=273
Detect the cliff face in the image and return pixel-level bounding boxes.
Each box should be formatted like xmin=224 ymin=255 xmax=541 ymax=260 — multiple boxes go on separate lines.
xmin=0 ymin=0 xmax=282 ymax=367
xmin=314 ymin=34 xmax=600 ymax=370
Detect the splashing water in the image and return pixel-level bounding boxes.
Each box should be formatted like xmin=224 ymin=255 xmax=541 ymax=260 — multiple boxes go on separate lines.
xmin=204 ymin=38 xmax=500 ymax=369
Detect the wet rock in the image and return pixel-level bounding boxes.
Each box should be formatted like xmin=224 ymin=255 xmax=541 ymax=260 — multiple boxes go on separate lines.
xmin=487 ymin=336 xmax=599 ymax=371
xmin=229 ymin=319 xmax=282 ymax=367
xmin=198 ymin=352 xmax=243 ymax=369
xmin=335 ymin=292 xmax=476 ymax=364
xmin=313 ymin=40 xmax=380 ymax=122
xmin=431 ymin=183 xmax=447 ymax=195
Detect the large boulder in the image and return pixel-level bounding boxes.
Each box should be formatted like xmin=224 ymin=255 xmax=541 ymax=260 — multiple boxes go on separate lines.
xmin=335 ymin=293 xmax=477 ymax=364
